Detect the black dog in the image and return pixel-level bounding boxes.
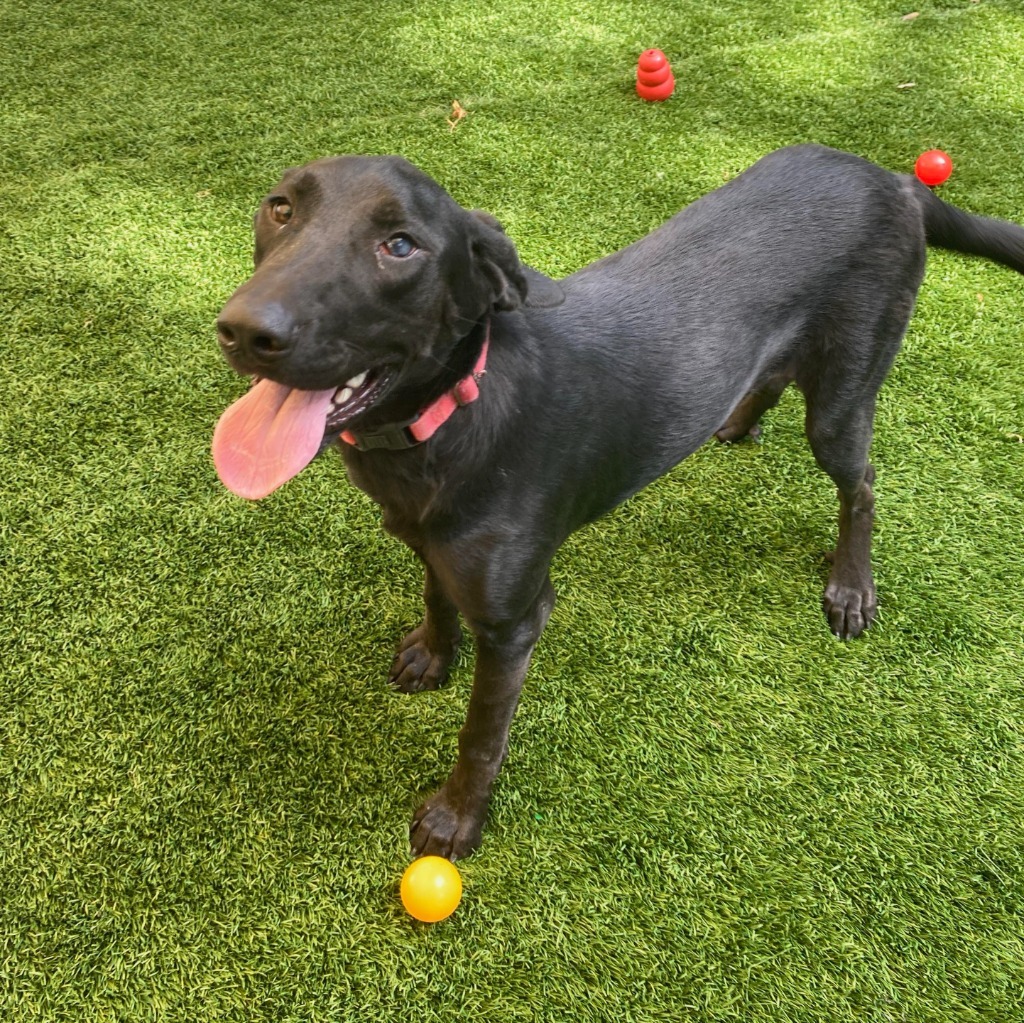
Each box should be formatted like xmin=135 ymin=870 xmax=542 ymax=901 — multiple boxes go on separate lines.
xmin=212 ymin=144 xmax=1024 ymax=859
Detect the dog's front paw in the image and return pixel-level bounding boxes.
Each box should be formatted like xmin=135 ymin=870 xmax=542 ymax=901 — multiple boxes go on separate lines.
xmin=388 ymin=623 xmax=460 ymax=693
xmin=410 ymin=784 xmax=486 ymax=861
xmin=823 ymin=578 xmax=877 ymax=640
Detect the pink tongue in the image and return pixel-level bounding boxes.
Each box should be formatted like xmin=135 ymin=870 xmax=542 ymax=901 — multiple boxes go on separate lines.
xmin=212 ymin=379 xmax=336 ymax=499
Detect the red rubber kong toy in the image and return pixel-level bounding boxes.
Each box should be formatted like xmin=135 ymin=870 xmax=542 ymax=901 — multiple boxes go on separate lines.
xmin=636 ymin=49 xmax=675 ymax=102
xmin=915 ymin=149 xmax=953 ymax=187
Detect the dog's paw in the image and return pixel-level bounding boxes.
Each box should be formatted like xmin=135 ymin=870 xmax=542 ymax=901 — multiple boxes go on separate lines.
xmin=822 ymin=578 xmax=877 ymax=640
xmin=410 ymin=785 xmax=485 ymax=861
xmin=388 ymin=624 xmax=459 ymax=693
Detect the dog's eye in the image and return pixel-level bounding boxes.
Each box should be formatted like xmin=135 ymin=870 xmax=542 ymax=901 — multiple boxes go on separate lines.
xmin=382 ymin=234 xmax=417 ymax=258
xmin=269 ymin=199 xmax=293 ymax=225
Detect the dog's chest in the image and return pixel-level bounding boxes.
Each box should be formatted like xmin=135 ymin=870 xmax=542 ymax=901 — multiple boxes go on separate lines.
xmin=340 ymin=445 xmax=456 ymax=545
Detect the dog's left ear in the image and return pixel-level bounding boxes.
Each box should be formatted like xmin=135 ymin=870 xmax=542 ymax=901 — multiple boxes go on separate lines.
xmin=469 ymin=210 xmax=527 ymax=311
xmin=469 ymin=210 xmax=565 ymax=310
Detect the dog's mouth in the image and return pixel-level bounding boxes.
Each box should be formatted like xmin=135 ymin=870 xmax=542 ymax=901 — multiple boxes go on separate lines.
xmin=324 ymin=369 xmax=392 ymax=432
xmin=211 ymin=366 xmax=392 ymax=500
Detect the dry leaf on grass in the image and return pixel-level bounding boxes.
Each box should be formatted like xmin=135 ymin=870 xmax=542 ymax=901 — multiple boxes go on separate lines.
xmin=447 ymin=100 xmax=468 ymax=131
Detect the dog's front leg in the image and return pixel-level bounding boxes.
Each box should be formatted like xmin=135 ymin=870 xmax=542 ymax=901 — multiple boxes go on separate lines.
xmin=410 ymin=575 xmax=555 ymax=860
xmin=389 ymin=563 xmax=463 ymax=693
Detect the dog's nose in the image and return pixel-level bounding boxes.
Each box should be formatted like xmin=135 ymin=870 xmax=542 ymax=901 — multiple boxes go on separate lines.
xmin=216 ymin=302 xmax=294 ymax=364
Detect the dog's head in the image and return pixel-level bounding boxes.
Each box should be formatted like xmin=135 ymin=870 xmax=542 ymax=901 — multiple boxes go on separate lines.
xmin=212 ymin=156 xmax=562 ymax=499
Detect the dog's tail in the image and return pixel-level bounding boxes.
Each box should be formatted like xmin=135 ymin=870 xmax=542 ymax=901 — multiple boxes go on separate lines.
xmin=916 ymin=179 xmax=1024 ymax=275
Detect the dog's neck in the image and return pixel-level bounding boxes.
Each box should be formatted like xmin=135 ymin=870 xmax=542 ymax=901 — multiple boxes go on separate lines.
xmin=340 ymin=318 xmax=490 ymax=452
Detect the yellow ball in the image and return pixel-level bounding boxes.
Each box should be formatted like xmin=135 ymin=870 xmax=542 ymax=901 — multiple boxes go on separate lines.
xmin=400 ymin=856 xmax=463 ymax=922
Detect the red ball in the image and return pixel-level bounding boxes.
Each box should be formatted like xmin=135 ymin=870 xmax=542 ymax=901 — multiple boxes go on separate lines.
xmin=915 ymin=149 xmax=953 ymax=187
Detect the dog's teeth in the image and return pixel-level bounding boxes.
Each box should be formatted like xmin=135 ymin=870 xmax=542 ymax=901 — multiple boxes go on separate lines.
xmin=336 ymin=387 xmax=354 ymax=404
xmin=345 ymin=372 xmax=367 ymax=389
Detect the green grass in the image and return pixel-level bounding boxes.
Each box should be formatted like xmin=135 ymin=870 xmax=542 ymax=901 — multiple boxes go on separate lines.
xmin=2 ymin=0 xmax=1024 ymax=1019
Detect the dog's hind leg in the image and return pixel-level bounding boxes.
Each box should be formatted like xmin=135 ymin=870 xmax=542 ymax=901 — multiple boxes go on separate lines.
xmin=715 ymin=371 xmax=792 ymax=442
xmin=798 ymin=249 xmax=921 ymax=639
xmin=389 ymin=563 xmax=463 ymax=693
xmin=803 ymin=390 xmax=880 ymax=640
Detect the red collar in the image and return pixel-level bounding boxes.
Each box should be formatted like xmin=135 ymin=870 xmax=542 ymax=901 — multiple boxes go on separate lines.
xmin=340 ymin=323 xmax=489 ymax=452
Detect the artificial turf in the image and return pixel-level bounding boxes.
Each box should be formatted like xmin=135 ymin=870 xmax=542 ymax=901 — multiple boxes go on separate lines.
xmin=2 ymin=1 xmax=1023 ymax=1019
